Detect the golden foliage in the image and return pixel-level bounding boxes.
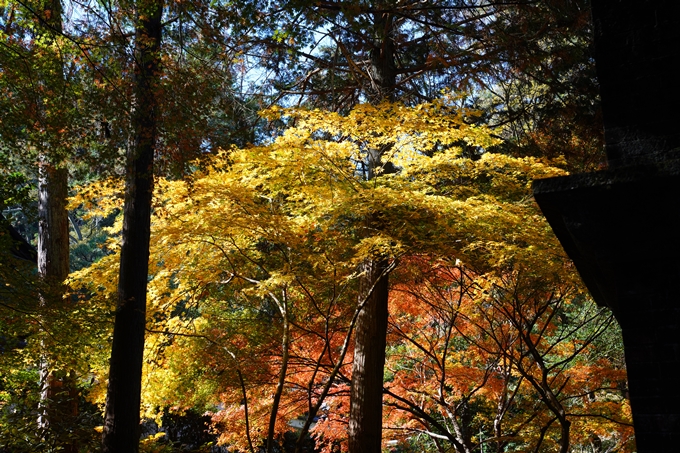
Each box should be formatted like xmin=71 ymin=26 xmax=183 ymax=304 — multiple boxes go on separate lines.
xmin=69 ymin=100 xmax=630 ymax=451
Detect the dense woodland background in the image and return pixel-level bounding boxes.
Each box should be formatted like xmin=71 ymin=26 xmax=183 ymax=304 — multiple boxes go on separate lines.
xmin=1 ymin=0 xmax=634 ymax=452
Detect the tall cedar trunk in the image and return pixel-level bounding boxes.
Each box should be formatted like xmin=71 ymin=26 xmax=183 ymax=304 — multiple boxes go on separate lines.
xmin=347 ymin=7 xmax=396 ymax=452
xmin=101 ymin=2 xmax=162 ymax=451
xmin=36 ymin=1 xmax=78 ymax=451
xmin=37 ymin=162 xmax=76 ymax=450
xmin=348 ymin=260 xmax=390 ymax=453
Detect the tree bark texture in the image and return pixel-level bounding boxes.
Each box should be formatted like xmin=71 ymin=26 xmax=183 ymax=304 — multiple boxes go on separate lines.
xmin=348 ymin=8 xmax=396 ymax=452
xmin=102 ymin=2 xmax=162 ymax=451
xmin=367 ymin=10 xmax=397 ymax=105
xmin=37 ymin=154 xmax=69 ymax=304
xmin=38 ymin=161 xmax=77 ymax=452
xmin=348 ymin=259 xmax=390 ymax=453
xmin=35 ymin=0 xmax=78 ymax=450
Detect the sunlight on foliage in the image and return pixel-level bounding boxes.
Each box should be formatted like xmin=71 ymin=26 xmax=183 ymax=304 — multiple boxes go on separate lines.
xmin=66 ymin=100 xmax=631 ymax=452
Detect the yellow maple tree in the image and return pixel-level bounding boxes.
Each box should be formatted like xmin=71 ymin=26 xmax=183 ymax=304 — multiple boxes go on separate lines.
xmin=69 ymin=99 xmax=629 ymax=452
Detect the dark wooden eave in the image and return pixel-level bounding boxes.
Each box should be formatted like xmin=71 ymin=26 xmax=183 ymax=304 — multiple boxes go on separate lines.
xmin=533 ymin=154 xmax=680 ymax=320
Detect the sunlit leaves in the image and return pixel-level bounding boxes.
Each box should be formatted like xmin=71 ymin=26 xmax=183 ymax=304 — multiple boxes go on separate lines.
xmin=384 ymin=260 xmax=633 ymax=452
xmin=67 ymin=100 xmax=626 ymax=451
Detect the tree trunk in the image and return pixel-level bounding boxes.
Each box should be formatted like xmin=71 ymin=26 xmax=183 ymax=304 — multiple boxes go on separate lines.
xmin=38 ymin=161 xmax=76 ymax=452
xmin=36 ymin=1 xmax=78 ymax=450
xmin=347 ymin=7 xmax=396 ymax=452
xmin=348 ymin=259 xmax=390 ymax=453
xmin=267 ymin=290 xmax=290 ymax=453
xmin=101 ymin=2 xmax=162 ymax=451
